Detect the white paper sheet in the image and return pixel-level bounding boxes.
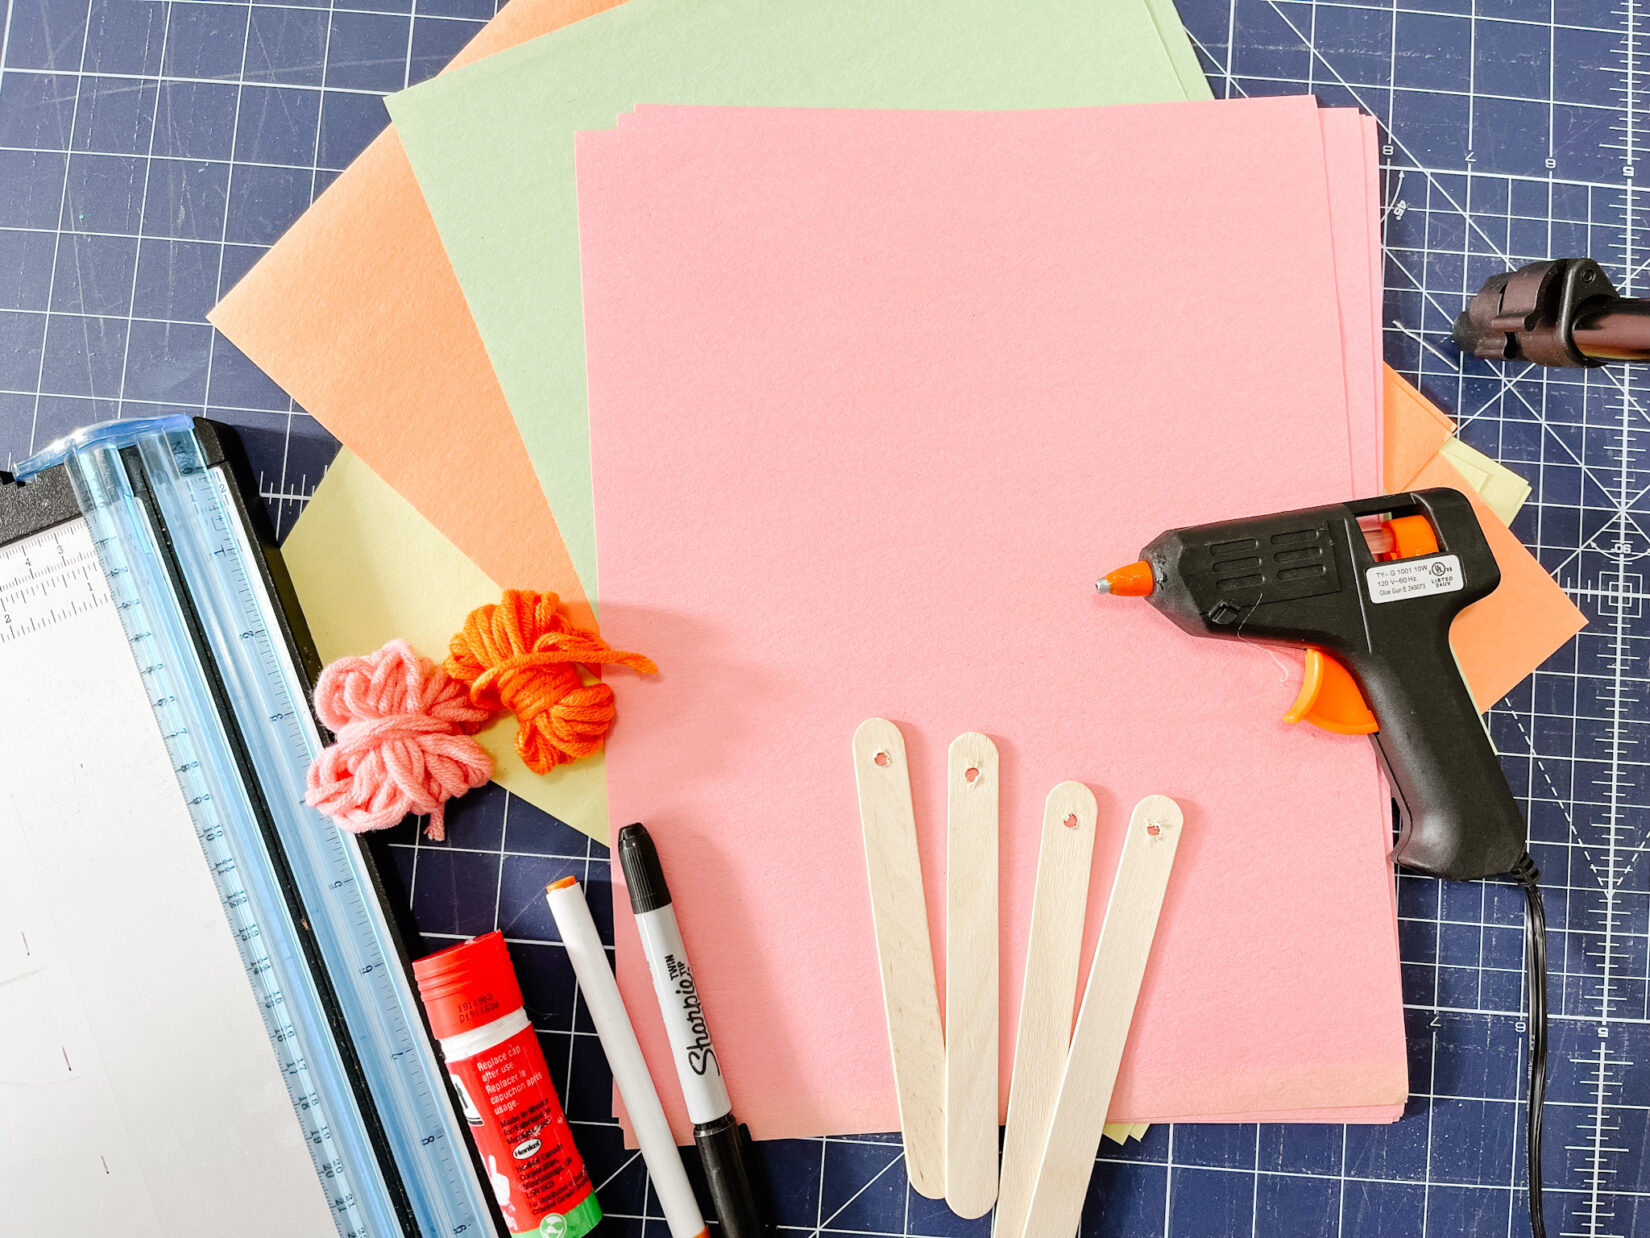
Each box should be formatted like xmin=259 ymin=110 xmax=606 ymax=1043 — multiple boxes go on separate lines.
xmin=0 ymin=520 xmax=336 ymax=1236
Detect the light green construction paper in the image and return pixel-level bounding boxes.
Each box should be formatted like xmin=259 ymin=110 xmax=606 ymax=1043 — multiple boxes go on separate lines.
xmin=388 ymin=0 xmax=1201 ymax=599
xmin=1148 ymin=0 xmax=1214 ymax=100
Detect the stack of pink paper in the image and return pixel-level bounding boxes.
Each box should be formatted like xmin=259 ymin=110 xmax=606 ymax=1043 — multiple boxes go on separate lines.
xmin=576 ymin=96 xmax=1410 ymax=1138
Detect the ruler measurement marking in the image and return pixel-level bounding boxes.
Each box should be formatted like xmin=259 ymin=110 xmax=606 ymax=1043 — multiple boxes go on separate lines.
xmin=0 ymin=529 xmax=110 ymax=643
xmin=116 ymin=488 xmax=384 ymax=1234
xmin=1579 ymin=10 xmax=1648 ymax=1231
xmin=168 ymin=458 xmax=485 ymax=1235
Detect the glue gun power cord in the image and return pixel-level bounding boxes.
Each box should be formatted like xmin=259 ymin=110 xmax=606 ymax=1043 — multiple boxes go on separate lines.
xmin=1511 ymin=853 xmax=1548 ymax=1238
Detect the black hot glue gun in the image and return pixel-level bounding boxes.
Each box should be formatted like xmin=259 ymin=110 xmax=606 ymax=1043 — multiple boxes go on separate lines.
xmin=1098 ymin=487 xmax=1550 ymax=1238
xmin=1454 ymin=257 xmax=1650 ymax=366
xmin=1098 ymin=487 xmax=1525 ymax=882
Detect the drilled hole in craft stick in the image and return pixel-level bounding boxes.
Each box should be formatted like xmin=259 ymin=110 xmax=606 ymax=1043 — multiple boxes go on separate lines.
xmin=874 ymin=751 xmax=890 ymax=767
xmin=1147 ymin=825 xmax=1161 ymax=836
xmin=965 ymin=766 xmax=980 ymax=784
xmin=1064 ymin=813 xmax=1079 ymax=830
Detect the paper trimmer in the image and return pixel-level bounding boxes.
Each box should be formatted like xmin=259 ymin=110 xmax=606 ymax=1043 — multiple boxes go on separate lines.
xmin=6 ymin=416 xmax=497 ymax=1237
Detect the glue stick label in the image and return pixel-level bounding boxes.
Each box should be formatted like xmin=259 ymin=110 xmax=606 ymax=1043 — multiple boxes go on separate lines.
xmin=446 ymin=1022 xmax=600 ymax=1238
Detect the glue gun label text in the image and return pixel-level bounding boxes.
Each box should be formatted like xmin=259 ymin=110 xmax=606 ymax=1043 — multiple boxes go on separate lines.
xmin=1365 ymin=554 xmax=1463 ymax=604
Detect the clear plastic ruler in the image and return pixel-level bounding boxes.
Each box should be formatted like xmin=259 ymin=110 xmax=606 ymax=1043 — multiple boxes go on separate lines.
xmin=14 ymin=416 xmax=495 ymax=1238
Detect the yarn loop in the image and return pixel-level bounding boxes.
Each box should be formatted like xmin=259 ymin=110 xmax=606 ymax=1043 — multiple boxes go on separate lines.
xmin=305 ymin=639 xmax=493 ymax=841
xmin=446 ymin=589 xmax=657 ymax=774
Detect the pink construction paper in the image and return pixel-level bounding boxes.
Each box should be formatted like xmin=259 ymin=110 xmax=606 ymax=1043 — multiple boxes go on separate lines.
xmin=1365 ymin=115 xmax=1386 ymax=472
xmin=1319 ymin=106 xmax=1401 ymax=976
xmin=1322 ymin=107 xmax=1380 ymax=497
xmin=580 ymin=98 xmax=1408 ymax=1140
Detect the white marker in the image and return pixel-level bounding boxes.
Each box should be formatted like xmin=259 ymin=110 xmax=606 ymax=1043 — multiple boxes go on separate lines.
xmin=544 ymin=876 xmax=708 ymax=1238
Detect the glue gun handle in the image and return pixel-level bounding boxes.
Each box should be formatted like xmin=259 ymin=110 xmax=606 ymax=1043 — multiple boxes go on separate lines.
xmin=1354 ymin=636 xmax=1528 ymax=882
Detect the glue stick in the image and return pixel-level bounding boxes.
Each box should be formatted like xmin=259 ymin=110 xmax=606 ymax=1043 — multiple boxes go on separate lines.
xmin=414 ymin=931 xmax=602 ymax=1238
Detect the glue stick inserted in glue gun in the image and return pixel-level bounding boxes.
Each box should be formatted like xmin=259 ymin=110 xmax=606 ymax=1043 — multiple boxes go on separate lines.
xmin=1097 ymin=488 xmax=1529 ymax=884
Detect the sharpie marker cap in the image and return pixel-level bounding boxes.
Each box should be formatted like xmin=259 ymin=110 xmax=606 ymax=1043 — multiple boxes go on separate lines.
xmin=695 ymin=1113 xmax=763 ymax=1238
xmin=617 ymin=823 xmax=671 ymax=913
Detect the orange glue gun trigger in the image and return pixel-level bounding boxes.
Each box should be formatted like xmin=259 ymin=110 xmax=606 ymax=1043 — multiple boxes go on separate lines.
xmin=1284 ymin=647 xmax=1379 ymax=735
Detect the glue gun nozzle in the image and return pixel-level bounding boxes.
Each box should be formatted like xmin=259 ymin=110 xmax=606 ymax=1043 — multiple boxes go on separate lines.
xmin=1097 ymin=560 xmax=1155 ymax=598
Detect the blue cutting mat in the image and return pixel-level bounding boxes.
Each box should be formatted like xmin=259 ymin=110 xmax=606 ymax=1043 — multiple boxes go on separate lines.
xmin=0 ymin=0 xmax=1640 ymax=1234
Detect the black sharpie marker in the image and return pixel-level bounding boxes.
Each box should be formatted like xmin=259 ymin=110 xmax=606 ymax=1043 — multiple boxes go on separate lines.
xmin=617 ymin=823 xmax=763 ymax=1238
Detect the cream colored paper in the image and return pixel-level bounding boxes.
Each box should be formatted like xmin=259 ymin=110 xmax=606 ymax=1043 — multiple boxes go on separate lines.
xmin=1439 ymin=437 xmax=1533 ymax=525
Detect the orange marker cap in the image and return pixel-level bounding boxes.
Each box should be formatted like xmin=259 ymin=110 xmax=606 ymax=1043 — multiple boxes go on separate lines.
xmin=1098 ymin=560 xmax=1155 ymax=597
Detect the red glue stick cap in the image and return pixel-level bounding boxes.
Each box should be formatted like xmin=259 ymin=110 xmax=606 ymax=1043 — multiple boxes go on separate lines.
xmin=412 ymin=930 xmax=525 ymax=1041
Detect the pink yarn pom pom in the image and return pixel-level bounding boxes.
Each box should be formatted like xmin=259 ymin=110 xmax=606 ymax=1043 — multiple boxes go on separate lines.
xmin=305 ymin=639 xmax=494 ymax=841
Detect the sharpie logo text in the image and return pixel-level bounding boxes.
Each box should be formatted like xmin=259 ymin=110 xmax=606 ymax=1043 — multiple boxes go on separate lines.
xmin=667 ymin=953 xmax=720 ymax=1078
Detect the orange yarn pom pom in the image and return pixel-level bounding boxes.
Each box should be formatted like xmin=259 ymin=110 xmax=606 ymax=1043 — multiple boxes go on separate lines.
xmin=445 ymin=589 xmax=657 ymax=774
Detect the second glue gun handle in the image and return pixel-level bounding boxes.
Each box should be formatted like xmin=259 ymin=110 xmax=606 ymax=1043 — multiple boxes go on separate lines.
xmin=1352 ymin=634 xmax=1528 ymax=883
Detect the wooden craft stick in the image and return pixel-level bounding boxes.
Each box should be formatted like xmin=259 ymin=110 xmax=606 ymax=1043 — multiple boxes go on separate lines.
xmin=945 ymin=732 xmax=999 ymax=1219
xmin=1022 ymin=794 xmax=1183 ymax=1238
xmin=853 ymin=718 xmax=946 ymax=1200
xmin=994 ymin=781 xmax=1097 ymax=1238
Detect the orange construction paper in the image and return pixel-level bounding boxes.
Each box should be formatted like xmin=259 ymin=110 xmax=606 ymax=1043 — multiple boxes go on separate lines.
xmin=1383 ymin=365 xmax=1455 ymax=493
xmin=208 ymin=0 xmax=625 ymax=630
xmin=1405 ymin=455 xmax=1585 ymax=710
xmin=1382 ymin=371 xmax=1584 ymax=707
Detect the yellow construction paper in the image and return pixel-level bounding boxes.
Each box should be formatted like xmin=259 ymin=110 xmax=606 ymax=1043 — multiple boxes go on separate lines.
xmin=1102 ymin=1119 xmax=1155 ymax=1143
xmin=1439 ymin=437 xmax=1532 ymax=525
xmin=283 ymin=451 xmax=610 ymax=840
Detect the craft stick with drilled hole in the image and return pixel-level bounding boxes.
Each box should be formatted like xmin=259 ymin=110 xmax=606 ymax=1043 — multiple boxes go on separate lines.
xmin=853 ymin=718 xmax=946 ymax=1199
xmin=945 ymin=732 xmax=1000 ymax=1219
xmin=993 ymin=781 xmax=1098 ymax=1238
xmin=1022 ymin=794 xmax=1183 ymax=1238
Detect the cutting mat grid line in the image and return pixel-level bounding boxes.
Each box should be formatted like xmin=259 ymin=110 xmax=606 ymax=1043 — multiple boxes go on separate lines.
xmin=0 ymin=0 xmax=1640 ymax=1232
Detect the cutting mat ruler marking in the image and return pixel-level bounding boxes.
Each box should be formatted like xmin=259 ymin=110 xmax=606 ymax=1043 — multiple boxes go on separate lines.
xmin=1180 ymin=0 xmax=1650 ymax=1235
xmin=1 ymin=0 xmax=1646 ymax=1232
